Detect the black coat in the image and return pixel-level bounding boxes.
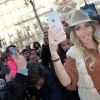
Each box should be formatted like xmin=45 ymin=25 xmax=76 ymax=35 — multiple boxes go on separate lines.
xmin=33 ymin=69 xmax=65 ymax=100
xmin=4 ymin=73 xmax=27 ymax=100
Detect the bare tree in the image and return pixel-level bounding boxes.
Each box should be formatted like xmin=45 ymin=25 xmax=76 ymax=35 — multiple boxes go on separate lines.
xmin=25 ymin=0 xmax=44 ymax=32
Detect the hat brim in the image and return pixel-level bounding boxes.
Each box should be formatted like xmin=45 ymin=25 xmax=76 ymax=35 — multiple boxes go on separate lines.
xmin=66 ymin=19 xmax=98 ymax=33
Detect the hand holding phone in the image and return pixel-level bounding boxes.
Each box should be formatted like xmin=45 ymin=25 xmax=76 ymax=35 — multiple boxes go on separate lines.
xmin=9 ymin=47 xmax=27 ymax=69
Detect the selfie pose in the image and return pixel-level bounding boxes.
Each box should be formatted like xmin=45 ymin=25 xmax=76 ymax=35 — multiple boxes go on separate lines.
xmin=48 ymin=9 xmax=100 ymax=100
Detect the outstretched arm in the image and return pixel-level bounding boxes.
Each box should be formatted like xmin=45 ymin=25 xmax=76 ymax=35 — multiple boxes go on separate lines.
xmin=48 ymin=27 xmax=71 ymax=87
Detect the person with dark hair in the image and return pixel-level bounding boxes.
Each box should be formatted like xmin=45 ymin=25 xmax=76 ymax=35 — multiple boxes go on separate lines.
xmin=21 ymin=49 xmax=30 ymax=62
xmin=41 ymin=44 xmax=52 ymax=68
xmin=58 ymin=38 xmax=71 ymax=64
xmin=33 ymin=41 xmax=42 ymax=59
xmin=27 ymin=62 xmax=45 ymax=90
xmin=30 ymin=49 xmax=38 ymax=63
xmin=0 ymin=65 xmax=10 ymax=79
xmin=26 ymin=45 xmax=32 ymax=53
xmin=1 ymin=54 xmax=28 ymax=100
xmin=1 ymin=47 xmax=27 ymax=100
xmin=0 ymin=52 xmax=8 ymax=66
xmin=41 ymin=29 xmax=52 ymax=69
xmin=33 ymin=42 xmax=41 ymax=50
xmin=0 ymin=65 xmax=10 ymax=100
xmin=27 ymin=62 xmax=65 ymax=100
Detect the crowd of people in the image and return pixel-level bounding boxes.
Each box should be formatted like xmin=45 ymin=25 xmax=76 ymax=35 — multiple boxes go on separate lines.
xmin=0 ymin=9 xmax=100 ymax=100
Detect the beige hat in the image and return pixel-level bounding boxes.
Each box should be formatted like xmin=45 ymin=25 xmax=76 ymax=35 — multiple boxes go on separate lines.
xmin=68 ymin=9 xmax=94 ymax=27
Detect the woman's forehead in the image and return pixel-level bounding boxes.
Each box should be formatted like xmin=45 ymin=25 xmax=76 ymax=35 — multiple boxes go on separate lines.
xmin=74 ymin=22 xmax=90 ymax=27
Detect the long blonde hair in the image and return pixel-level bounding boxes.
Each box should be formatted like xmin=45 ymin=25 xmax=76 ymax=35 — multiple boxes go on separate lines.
xmin=70 ymin=23 xmax=100 ymax=69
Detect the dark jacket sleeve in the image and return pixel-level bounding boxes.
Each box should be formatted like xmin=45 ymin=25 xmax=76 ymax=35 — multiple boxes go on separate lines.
xmin=46 ymin=70 xmax=64 ymax=100
xmin=4 ymin=73 xmax=27 ymax=100
xmin=31 ymin=70 xmax=65 ymax=100
xmin=41 ymin=44 xmax=51 ymax=67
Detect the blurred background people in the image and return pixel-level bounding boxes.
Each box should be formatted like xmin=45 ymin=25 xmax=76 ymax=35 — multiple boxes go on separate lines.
xmin=21 ymin=49 xmax=31 ymax=62
xmin=33 ymin=41 xmax=42 ymax=60
xmin=57 ymin=35 xmax=71 ymax=64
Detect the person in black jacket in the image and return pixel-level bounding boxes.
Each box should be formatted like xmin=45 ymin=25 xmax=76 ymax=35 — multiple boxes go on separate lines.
xmin=41 ymin=29 xmax=52 ymax=69
xmin=4 ymin=73 xmax=27 ymax=100
xmin=3 ymin=54 xmax=28 ymax=100
xmin=27 ymin=62 xmax=65 ymax=100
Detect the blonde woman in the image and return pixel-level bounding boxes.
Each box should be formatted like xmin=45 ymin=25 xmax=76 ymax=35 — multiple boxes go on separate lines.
xmin=48 ymin=9 xmax=100 ymax=100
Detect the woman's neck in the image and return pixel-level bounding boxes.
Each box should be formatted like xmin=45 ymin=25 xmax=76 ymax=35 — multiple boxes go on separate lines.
xmin=84 ymin=40 xmax=97 ymax=50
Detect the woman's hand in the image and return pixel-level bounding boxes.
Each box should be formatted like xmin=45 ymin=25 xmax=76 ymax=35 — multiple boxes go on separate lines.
xmin=48 ymin=26 xmax=61 ymax=56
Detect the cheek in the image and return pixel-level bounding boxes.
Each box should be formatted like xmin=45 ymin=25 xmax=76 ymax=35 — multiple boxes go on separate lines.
xmin=32 ymin=55 xmax=37 ymax=58
xmin=88 ymin=27 xmax=93 ymax=34
xmin=62 ymin=46 xmax=67 ymax=51
xmin=36 ymin=85 xmax=41 ymax=90
xmin=75 ymin=31 xmax=82 ymax=38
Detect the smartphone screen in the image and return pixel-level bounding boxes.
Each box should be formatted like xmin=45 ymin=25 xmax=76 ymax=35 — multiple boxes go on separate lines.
xmin=47 ymin=11 xmax=66 ymax=43
xmin=9 ymin=47 xmax=18 ymax=59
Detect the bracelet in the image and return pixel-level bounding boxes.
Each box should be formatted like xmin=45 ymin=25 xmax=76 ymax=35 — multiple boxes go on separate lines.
xmin=51 ymin=54 xmax=60 ymax=62
xmin=52 ymin=58 xmax=60 ymax=62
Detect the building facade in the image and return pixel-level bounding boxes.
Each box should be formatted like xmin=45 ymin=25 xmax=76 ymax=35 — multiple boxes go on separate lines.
xmin=0 ymin=0 xmax=100 ymax=51
xmin=0 ymin=0 xmax=56 ymax=50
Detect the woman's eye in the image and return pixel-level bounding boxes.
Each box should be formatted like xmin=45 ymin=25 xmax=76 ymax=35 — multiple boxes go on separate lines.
xmin=74 ymin=26 xmax=80 ymax=31
xmin=85 ymin=23 xmax=90 ymax=27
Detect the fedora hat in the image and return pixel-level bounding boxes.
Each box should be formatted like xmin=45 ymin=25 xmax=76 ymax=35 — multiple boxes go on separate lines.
xmin=68 ymin=9 xmax=96 ymax=27
xmin=65 ymin=9 xmax=98 ymax=33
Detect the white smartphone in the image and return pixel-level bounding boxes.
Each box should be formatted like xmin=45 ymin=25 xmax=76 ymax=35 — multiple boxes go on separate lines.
xmin=47 ymin=11 xmax=66 ymax=43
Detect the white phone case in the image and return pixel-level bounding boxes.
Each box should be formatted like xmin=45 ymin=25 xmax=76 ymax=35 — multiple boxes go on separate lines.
xmin=47 ymin=11 xmax=66 ymax=43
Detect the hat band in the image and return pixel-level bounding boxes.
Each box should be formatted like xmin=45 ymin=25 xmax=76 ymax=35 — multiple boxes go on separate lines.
xmin=70 ymin=19 xmax=92 ymax=27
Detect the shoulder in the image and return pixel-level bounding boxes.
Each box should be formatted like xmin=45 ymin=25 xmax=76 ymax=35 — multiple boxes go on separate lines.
xmin=66 ymin=46 xmax=82 ymax=60
xmin=64 ymin=57 xmax=76 ymax=70
xmin=66 ymin=46 xmax=79 ymax=58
